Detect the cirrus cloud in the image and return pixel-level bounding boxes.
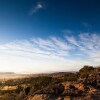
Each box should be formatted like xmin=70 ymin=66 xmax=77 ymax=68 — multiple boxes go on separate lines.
xmin=29 ymin=2 xmax=44 ymax=15
xmin=0 ymin=33 xmax=100 ymax=73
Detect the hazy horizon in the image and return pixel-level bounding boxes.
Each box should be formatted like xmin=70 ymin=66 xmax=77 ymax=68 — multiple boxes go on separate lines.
xmin=0 ymin=0 xmax=100 ymax=73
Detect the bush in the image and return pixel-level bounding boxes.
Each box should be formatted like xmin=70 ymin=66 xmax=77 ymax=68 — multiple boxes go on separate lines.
xmin=25 ymin=86 xmax=30 ymax=95
xmin=64 ymin=73 xmax=78 ymax=81
xmin=15 ymin=85 xmax=23 ymax=94
xmin=79 ymin=65 xmax=94 ymax=74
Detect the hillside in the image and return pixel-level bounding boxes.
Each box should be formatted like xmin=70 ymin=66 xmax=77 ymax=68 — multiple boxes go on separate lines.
xmin=0 ymin=66 xmax=100 ymax=100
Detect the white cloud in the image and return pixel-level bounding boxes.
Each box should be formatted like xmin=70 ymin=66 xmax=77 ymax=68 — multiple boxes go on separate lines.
xmin=29 ymin=2 xmax=44 ymax=15
xmin=65 ymin=36 xmax=79 ymax=47
xmin=0 ymin=33 xmax=100 ymax=73
xmin=51 ymin=37 xmax=71 ymax=50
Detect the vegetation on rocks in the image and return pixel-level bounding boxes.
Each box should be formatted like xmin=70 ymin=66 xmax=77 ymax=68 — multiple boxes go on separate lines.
xmin=0 ymin=66 xmax=100 ymax=100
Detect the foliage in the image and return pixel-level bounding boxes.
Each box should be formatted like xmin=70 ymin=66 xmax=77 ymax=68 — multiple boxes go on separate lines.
xmin=79 ymin=65 xmax=94 ymax=74
xmin=64 ymin=73 xmax=78 ymax=81
xmin=0 ymin=66 xmax=99 ymax=100
xmin=15 ymin=85 xmax=23 ymax=94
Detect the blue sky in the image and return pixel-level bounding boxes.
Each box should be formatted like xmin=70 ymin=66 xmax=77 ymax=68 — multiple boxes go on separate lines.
xmin=0 ymin=0 xmax=100 ymax=73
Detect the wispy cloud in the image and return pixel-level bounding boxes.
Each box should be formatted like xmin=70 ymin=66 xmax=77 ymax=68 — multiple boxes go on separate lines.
xmin=62 ymin=29 xmax=74 ymax=34
xmin=82 ymin=22 xmax=92 ymax=31
xmin=29 ymin=2 xmax=44 ymax=15
xmin=82 ymin=22 xmax=89 ymax=27
xmin=0 ymin=33 xmax=100 ymax=73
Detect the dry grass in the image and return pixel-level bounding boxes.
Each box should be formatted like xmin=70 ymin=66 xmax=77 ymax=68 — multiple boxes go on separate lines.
xmin=1 ymin=86 xmax=17 ymax=91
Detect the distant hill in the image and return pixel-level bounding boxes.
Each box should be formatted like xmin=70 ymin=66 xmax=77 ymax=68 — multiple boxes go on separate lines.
xmin=0 ymin=72 xmax=15 ymax=74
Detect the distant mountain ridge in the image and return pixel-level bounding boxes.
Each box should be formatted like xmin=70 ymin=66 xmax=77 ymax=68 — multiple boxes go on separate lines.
xmin=0 ymin=72 xmax=15 ymax=74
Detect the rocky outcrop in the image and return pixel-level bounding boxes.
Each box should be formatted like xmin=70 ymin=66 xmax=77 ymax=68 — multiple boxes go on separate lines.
xmin=25 ymin=66 xmax=100 ymax=100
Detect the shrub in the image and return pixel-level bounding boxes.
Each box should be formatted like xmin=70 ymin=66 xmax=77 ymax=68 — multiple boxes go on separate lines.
xmin=64 ymin=73 xmax=78 ymax=81
xmin=15 ymin=85 xmax=23 ymax=94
